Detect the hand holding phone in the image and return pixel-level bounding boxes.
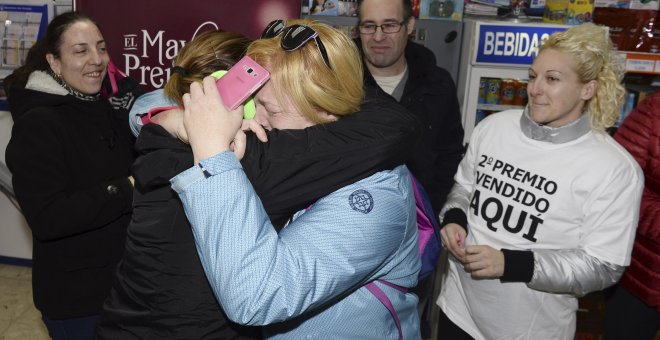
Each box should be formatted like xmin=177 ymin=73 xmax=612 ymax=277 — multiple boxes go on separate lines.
xmin=215 ymin=56 xmax=270 ymax=114
xmin=211 ymin=70 xmax=257 ymax=120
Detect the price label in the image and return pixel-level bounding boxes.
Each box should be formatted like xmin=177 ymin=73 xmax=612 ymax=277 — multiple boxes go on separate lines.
xmin=626 ymin=58 xmax=655 ymax=73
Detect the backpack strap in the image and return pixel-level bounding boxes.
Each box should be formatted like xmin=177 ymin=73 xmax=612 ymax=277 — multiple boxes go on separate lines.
xmin=365 ymin=280 xmax=407 ymax=340
xmin=139 ymin=106 xmax=180 ymax=126
xmin=409 ymin=172 xmax=442 ymax=280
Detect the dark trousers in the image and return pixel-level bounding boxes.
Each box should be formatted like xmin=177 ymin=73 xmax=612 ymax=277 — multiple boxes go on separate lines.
xmin=604 ymin=284 xmax=660 ymax=340
xmin=413 ymin=274 xmax=433 ymax=338
xmin=42 ymin=314 xmax=99 ymax=340
xmin=436 ymin=307 xmax=474 ymax=340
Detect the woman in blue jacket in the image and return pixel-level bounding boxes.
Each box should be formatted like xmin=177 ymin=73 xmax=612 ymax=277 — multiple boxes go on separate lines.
xmin=173 ymin=19 xmax=421 ymax=339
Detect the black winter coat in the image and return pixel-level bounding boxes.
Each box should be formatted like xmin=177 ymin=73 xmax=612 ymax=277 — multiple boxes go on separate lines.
xmin=358 ymin=39 xmax=465 ymax=215
xmin=96 ymin=124 xmax=258 ymax=340
xmin=5 ymin=75 xmax=135 ymax=319
xmin=95 ymin=91 xmax=421 ymax=339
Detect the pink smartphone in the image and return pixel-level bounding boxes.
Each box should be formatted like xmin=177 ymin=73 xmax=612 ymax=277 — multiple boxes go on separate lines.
xmin=216 ymin=56 xmax=270 ymax=110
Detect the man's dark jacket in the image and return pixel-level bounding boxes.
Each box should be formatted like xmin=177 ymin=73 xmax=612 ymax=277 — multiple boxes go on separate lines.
xmin=357 ymin=39 xmax=465 ymax=215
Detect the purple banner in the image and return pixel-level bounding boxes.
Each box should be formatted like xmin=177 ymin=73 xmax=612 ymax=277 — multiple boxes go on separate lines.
xmin=74 ymin=0 xmax=300 ymax=89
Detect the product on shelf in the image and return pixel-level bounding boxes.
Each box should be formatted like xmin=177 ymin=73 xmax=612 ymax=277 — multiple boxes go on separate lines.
xmin=486 ymin=77 xmax=501 ymax=104
xmin=500 ymin=78 xmax=517 ymax=105
xmin=338 ymin=0 xmax=358 ymax=16
xmin=476 ymin=109 xmax=487 ymax=124
xmin=566 ymin=0 xmax=595 ymax=24
xmin=419 ymin=0 xmax=465 ymax=20
xmin=308 ymin=0 xmax=339 ymax=16
xmin=475 ymin=110 xmax=498 ymax=124
xmin=543 ymin=0 xmax=569 ymax=23
xmin=543 ymin=0 xmax=595 ymax=24
xmin=478 ymin=78 xmax=488 ymax=104
xmin=514 ymin=79 xmax=528 ymax=106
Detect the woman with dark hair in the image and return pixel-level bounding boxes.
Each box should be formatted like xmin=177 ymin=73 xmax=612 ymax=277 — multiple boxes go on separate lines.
xmin=5 ymin=11 xmax=136 ymax=340
xmin=95 ymin=29 xmax=260 ymax=340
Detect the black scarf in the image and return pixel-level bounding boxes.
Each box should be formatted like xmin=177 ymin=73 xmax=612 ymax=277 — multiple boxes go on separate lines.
xmin=48 ymin=68 xmax=101 ymax=101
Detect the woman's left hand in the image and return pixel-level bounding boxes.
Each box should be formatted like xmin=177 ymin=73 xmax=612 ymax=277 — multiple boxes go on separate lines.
xmin=182 ymin=76 xmax=244 ymax=164
xmin=463 ymin=245 xmax=505 ymax=279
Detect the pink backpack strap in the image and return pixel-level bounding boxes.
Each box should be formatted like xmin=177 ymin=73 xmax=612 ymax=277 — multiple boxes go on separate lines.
xmin=140 ymin=106 xmax=180 ymax=126
xmin=106 ymin=61 xmax=119 ymax=95
xmin=365 ymin=280 xmax=407 ymax=340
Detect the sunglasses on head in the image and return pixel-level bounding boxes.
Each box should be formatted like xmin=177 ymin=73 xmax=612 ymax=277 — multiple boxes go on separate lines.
xmin=261 ymin=19 xmax=332 ymax=69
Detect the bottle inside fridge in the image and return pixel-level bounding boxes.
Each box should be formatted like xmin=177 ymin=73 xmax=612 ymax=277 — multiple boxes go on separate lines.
xmin=475 ymin=76 xmax=529 ymax=124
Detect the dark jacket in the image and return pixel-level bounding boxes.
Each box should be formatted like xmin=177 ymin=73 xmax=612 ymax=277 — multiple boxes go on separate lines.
xmin=95 ymin=91 xmax=421 ymax=339
xmin=613 ymin=91 xmax=660 ymax=310
xmin=95 ymin=124 xmax=258 ymax=340
xmin=5 ymin=72 xmax=135 ymax=319
xmin=357 ymin=39 xmax=465 ymax=215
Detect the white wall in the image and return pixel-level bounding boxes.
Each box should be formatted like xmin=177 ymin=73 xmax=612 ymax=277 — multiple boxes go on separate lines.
xmin=0 ymin=110 xmax=32 ymax=260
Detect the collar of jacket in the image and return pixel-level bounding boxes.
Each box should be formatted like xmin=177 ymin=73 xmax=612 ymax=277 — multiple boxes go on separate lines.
xmin=403 ymin=41 xmax=436 ymax=85
xmin=25 ymin=70 xmax=69 ymax=96
xmin=519 ymin=106 xmax=592 ymax=143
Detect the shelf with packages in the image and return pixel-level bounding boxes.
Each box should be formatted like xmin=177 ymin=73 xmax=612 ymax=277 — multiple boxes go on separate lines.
xmin=619 ymin=52 xmax=660 ymax=75
xmin=617 ymin=53 xmax=659 ymax=127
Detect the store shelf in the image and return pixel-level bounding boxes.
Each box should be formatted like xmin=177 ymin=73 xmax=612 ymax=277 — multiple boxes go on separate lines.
xmin=619 ymin=52 xmax=660 ymax=75
xmin=477 ymin=104 xmax=524 ymax=111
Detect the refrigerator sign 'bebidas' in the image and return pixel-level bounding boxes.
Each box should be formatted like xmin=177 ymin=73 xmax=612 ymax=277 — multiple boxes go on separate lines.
xmin=475 ymin=23 xmax=568 ymax=66
xmin=483 ymin=31 xmax=550 ymax=58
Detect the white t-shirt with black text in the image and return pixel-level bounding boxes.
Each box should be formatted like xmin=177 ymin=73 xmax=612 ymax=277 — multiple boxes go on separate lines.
xmin=437 ymin=109 xmax=643 ymax=340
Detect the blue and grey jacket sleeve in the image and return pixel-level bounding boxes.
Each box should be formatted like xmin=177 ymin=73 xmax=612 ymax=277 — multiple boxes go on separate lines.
xmin=171 ymin=152 xmax=416 ymax=325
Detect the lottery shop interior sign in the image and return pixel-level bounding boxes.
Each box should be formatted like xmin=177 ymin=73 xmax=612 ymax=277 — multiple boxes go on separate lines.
xmin=74 ymin=0 xmax=300 ymax=90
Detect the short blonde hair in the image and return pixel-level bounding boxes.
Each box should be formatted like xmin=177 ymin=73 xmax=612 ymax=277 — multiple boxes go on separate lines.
xmin=539 ymin=23 xmax=625 ymax=130
xmin=247 ymin=19 xmax=364 ymax=124
xmin=164 ymin=30 xmax=251 ymax=107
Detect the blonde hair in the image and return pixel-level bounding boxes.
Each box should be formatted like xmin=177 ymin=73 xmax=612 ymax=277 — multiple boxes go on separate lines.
xmin=539 ymin=23 xmax=625 ymax=131
xmin=247 ymin=19 xmax=364 ymax=124
xmin=164 ymin=30 xmax=251 ymax=107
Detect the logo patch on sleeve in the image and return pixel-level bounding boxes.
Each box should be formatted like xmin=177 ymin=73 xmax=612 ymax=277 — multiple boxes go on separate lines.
xmin=348 ymin=189 xmax=374 ymax=214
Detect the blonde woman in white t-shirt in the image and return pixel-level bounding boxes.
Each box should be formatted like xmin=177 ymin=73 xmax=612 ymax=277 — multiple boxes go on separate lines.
xmin=435 ymin=23 xmax=644 ymax=340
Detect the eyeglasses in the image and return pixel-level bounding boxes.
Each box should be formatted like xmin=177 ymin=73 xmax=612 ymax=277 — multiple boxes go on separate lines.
xmin=261 ymin=19 xmax=332 ymax=69
xmin=358 ymin=21 xmax=407 ymax=35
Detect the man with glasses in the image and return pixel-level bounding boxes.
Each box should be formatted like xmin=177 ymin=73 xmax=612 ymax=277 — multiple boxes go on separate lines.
xmin=356 ymin=0 xmax=465 ymax=336
xmin=357 ymin=0 xmax=464 ymax=220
